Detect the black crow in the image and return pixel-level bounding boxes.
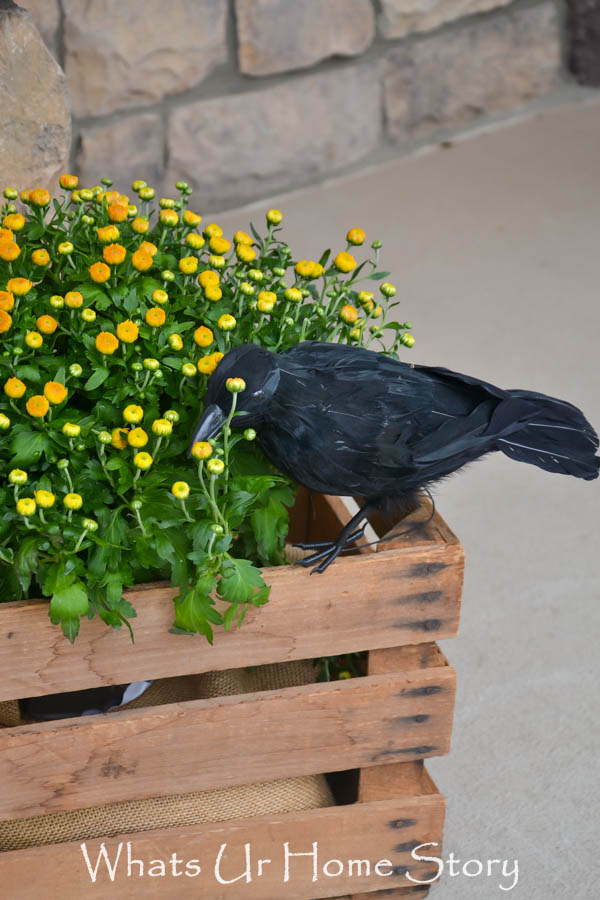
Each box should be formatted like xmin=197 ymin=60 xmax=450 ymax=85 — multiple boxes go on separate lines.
xmin=190 ymin=341 xmax=599 ymax=572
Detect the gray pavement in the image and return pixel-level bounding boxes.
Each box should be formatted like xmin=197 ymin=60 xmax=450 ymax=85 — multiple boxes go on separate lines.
xmin=217 ymin=98 xmax=600 ymax=900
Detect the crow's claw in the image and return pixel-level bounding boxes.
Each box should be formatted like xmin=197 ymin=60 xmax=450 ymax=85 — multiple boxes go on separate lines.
xmin=294 ymin=523 xmax=368 ymax=574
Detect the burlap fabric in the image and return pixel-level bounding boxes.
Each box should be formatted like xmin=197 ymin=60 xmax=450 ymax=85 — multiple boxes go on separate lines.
xmin=0 ymin=658 xmax=334 ymax=851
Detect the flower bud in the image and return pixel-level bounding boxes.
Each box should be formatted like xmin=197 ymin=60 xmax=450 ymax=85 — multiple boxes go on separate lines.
xmin=272 ymin=267 xmax=286 ymax=277
xmin=79 ymin=189 xmax=94 ymax=201
xmin=97 ymin=430 xmax=112 ymax=444
xmin=217 ymin=314 xmax=236 ymax=331
xmin=371 ymin=240 xmax=382 ymax=249
xmin=35 ymin=490 xmax=56 ymax=509
xmin=138 ymin=187 xmax=155 ymax=201
xmin=191 ymin=441 xmax=213 ymax=460
xmin=131 ymin=498 xmax=143 ymax=510
xmin=0 ymin=413 xmax=10 ymax=430
xmin=132 ymin=180 xmax=147 ymax=192
xmin=168 ymin=333 xmax=184 ymax=351
xmin=161 ymin=269 xmax=175 ymax=282
xmin=83 ymin=518 xmax=99 ymax=532
xmin=207 ymin=458 xmax=225 ymax=476
xmin=240 ymin=282 xmax=255 ymax=296
xmin=16 ymin=498 xmax=36 ymax=517
xmin=152 ymin=418 xmax=173 ymax=436
xmin=347 ymin=227 xmax=366 ymax=246
xmin=8 ymin=469 xmax=27 ymax=485
xmin=164 ymin=409 xmax=180 ymax=424
xmin=133 ymin=452 xmax=153 ymax=470
xmin=380 ymin=282 xmax=396 ymax=297
xmin=81 ymin=308 xmax=97 ymax=323
xmin=266 ymin=209 xmax=282 ymax=225
xmin=226 ymin=377 xmax=246 ymax=393
xmin=63 ymin=493 xmax=83 ymax=510
xmin=210 ymin=523 xmax=224 ymax=534
xmin=244 ymin=428 xmax=256 ymax=441
xmin=3 ymin=188 xmax=18 ymax=200
xmin=182 ymin=363 xmax=197 ymax=377
xmin=175 ymin=180 xmax=189 ymax=191
xmin=58 ymin=241 xmax=74 ymax=255
xmin=284 ymin=287 xmax=303 ymax=303
xmin=401 ymin=333 xmax=415 ymax=348
xmin=248 ymin=269 xmax=263 ymax=283
xmin=171 ymin=481 xmax=190 ymax=499
xmin=62 ymin=422 xmax=81 ymax=438
xmin=143 ymin=357 xmax=160 ymax=371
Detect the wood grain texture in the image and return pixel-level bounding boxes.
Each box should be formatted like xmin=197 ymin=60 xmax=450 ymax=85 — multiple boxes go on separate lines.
xmin=0 ymin=511 xmax=464 ymax=701
xmin=0 ymin=662 xmax=456 ymax=821
xmin=0 ymin=787 xmax=445 ymax=899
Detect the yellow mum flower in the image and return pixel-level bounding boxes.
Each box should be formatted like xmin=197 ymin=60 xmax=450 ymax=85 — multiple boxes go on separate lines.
xmin=128 ymin=427 xmax=149 ymax=448
xmin=179 ymin=256 xmax=198 ymax=275
xmin=116 ymin=320 xmax=139 ymax=343
xmin=0 ymin=310 xmax=12 ymax=333
xmin=0 ymin=227 xmax=14 ymax=243
xmin=204 ymin=223 xmax=222 ymax=239
xmin=133 ymin=452 xmax=153 ymax=470
xmin=62 ymin=422 xmax=81 ymax=437
xmin=340 ymin=304 xmax=358 ymax=324
xmin=145 ymin=307 xmax=166 ymax=327
xmin=97 ymin=224 xmax=120 ymax=243
xmin=0 ymin=291 xmax=14 ymax=311
xmin=213 ymin=352 xmax=224 ymax=366
xmin=346 ymin=227 xmax=366 ymax=246
xmin=185 ymin=233 xmax=205 ymax=250
xmin=295 ymin=259 xmax=316 ymax=278
xmin=132 ymin=216 xmax=150 ymax=234
xmin=19 ymin=190 xmax=32 ymax=204
xmin=334 ymin=252 xmax=356 ymax=273
xmin=30 ymin=188 xmax=50 ymax=207
xmin=131 ymin=249 xmax=153 ymax=271
xmin=0 ymin=242 xmax=21 ymax=262
xmin=123 ymin=404 xmax=144 ymax=424
xmin=107 ymin=203 xmax=128 ymax=222
xmin=6 ymin=277 xmax=31 ymax=296
xmin=234 ymin=230 xmax=253 ymax=246
xmin=4 ymin=377 xmax=26 ymax=399
xmin=111 ymin=427 xmax=129 ymax=450
xmin=0 ymin=413 xmax=10 ymax=430
xmin=31 ymin=248 xmax=50 ymax=266
xmin=16 ymin=498 xmax=36 ymax=517
xmin=207 ymin=458 xmax=225 ymax=476
xmin=311 ymin=263 xmax=324 ymax=278
xmin=3 ymin=213 xmax=25 ymax=231
xmin=209 ymin=236 xmax=230 ymax=255
xmin=8 ymin=469 xmax=27 ymax=485
xmin=25 ymin=331 xmax=43 ymax=349
xmin=36 ymin=314 xmax=58 ymax=335
xmin=217 ymin=314 xmax=236 ymax=331
xmin=139 ymin=241 xmax=158 ymax=257
xmin=191 ymin=441 xmax=213 ymax=460
xmin=159 ymin=209 xmax=179 ymax=227
xmin=26 ymin=395 xmax=50 ymax=418
xmin=171 ymin=481 xmax=190 ymax=499
xmin=44 ymin=381 xmax=68 ymax=405
xmin=168 ymin=333 xmax=183 ymax=351
xmin=198 ymin=269 xmax=220 ymax=288
xmin=183 ymin=210 xmax=202 ymax=227
xmin=152 ymin=289 xmax=168 ymax=305
xmin=89 ymin=261 xmax=111 ymax=283
xmin=96 ymin=331 xmax=119 ymax=354
xmin=236 ymin=244 xmax=256 ymax=263
xmin=208 ymin=254 xmax=225 ymax=269
xmin=284 ymin=287 xmax=303 ymax=303
xmin=103 ymin=243 xmax=127 ymax=265
xmin=204 ymin=286 xmax=222 ymax=302
xmin=65 ymin=291 xmax=83 ymax=308
xmin=63 ymin=493 xmax=83 ymax=510
xmin=257 ymin=290 xmax=276 ymax=313
xmin=266 ymin=209 xmax=282 ymax=225
xmin=194 ymin=325 xmax=214 ymax=348
xmin=59 ymin=173 xmax=78 ymax=190
xmin=35 ymin=490 xmax=56 ymax=509
xmin=197 ymin=355 xmax=219 ymax=375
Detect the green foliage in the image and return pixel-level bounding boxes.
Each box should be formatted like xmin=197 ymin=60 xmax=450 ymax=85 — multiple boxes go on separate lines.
xmin=0 ymin=180 xmax=412 ymax=643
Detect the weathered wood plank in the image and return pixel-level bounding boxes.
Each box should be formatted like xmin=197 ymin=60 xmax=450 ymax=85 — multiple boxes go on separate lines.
xmin=0 ymin=664 xmax=456 ymax=821
xmin=0 ymin=788 xmax=445 ymax=900
xmin=0 ymin=536 xmax=464 ymax=702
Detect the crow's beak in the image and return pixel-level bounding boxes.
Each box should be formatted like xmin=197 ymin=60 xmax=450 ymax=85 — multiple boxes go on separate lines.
xmin=188 ymin=404 xmax=226 ymax=455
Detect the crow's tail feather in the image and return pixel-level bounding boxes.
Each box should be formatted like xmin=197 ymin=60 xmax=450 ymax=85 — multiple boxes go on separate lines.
xmin=496 ymin=389 xmax=599 ymax=480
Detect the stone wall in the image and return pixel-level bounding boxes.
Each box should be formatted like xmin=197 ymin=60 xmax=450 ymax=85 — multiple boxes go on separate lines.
xmin=8 ymin=0 xmax=581 ymax=210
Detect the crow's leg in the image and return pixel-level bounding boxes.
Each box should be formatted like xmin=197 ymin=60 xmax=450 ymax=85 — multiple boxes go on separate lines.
xmin=294 ymin=504 xmax=375 ymax=575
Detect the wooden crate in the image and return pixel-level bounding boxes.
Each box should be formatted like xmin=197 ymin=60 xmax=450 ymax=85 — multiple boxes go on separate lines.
xmin=0 ymin=492 xmax=464 ymax=899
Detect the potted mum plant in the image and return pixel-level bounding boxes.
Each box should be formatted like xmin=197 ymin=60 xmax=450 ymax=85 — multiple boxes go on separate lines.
xmin=0 ymin=176 xmax=415 ymax=643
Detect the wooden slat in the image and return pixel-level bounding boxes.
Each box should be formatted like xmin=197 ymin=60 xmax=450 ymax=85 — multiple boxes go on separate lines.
xmin=0 ymin=535 xmax=464 ymax=701
xmin=0 ymin=787 xmax=445 ymax=900
xmin=0 ymin=663 xmax=455 ymax=821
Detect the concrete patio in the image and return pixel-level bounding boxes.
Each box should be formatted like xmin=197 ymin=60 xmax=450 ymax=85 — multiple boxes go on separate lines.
xmin=219 ymin=98 xmax=600 ymax=899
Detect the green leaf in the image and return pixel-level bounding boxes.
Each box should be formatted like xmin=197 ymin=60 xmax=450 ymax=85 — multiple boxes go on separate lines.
xmin=10 ymin=430 xmax=51 ymax=466
xmin=15 ymin=365 xmax=42 ymax=383
xmin=251 ymin=483 xmax=296 ymax=562
xmin=172 ymin=574 xmax=220 ymax=640
xmin=84 ymin=367 xmax=109 ymax=391
xmin=218 ymin=557 xmax=265 ymax=605
xmin=368 ymin=270 xmax=391 ymax=281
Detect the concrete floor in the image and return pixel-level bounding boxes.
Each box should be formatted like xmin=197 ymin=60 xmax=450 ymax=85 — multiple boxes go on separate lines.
xmin=218 ymin=99 xmax=600 ymax=900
